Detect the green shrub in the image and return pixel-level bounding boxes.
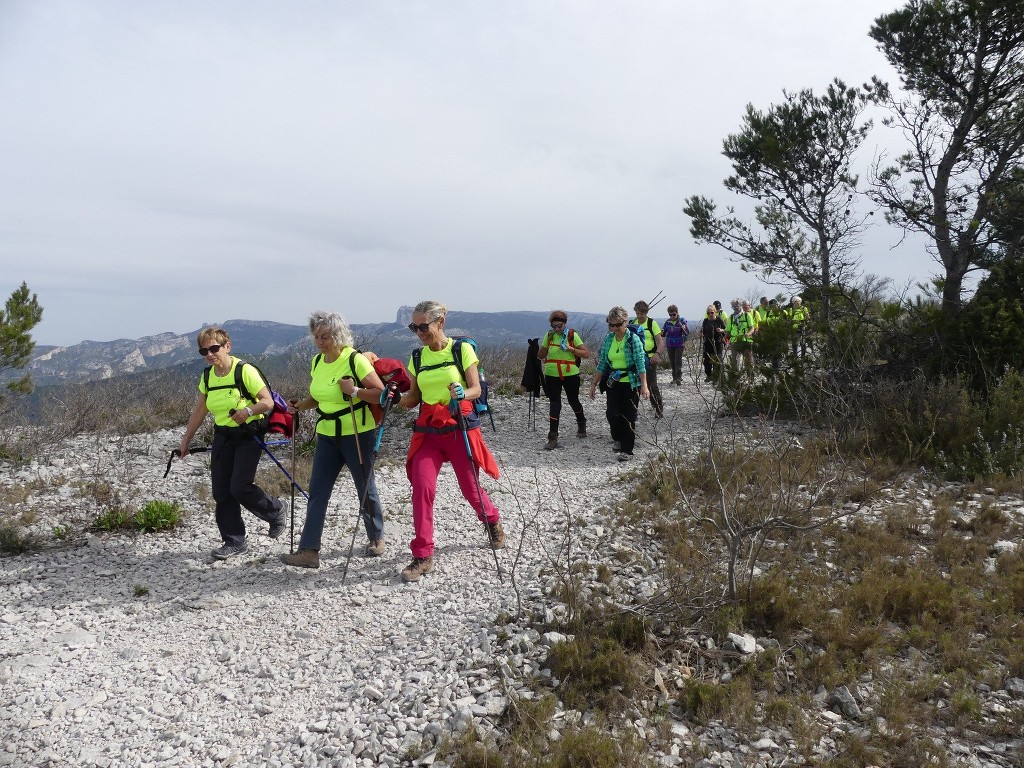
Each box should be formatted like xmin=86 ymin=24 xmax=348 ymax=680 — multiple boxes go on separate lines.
xmin=544 ymin=635 xmax=644 ymax=713
xmin=133 ymin=500 xmax=182 ymax=533
xmin=0 ymin=521 xmax=39 ymax=555
xmin=546 ymin=726 xmax=654 ymax=768
xmin=92 ymin=507 xmax=132 ymax=532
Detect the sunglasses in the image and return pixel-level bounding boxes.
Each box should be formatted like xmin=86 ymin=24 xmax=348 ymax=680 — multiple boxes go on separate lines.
xmin=551 ymin=320 xmax=566 ymax=327
xmin=408 ymin=320 xmax=436 ymax=333
xmin=669 ymin=312 xmax=678 ymax=316
xmin=608 ymin=321 xmax=624 ymax=328
xmin=198 ymin=344 xmax=223 ymax=356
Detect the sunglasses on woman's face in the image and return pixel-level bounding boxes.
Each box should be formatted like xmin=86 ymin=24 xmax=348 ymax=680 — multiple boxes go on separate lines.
xmin=198 ymin=344 xmax=223 ymax=356
xmin=408 ymin=321 xmax=435 ymax=333
xmin=608 ymin=321 xmax=624 ymax=328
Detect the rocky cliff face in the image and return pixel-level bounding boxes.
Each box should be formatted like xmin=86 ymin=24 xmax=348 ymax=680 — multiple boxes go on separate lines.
xmin=21 ymin=309 xmax=612 ymax=386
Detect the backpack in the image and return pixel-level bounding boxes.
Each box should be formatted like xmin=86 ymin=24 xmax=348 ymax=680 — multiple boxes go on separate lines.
xmin=544 ymin=328 xmax=582 ymax=367
xmin=623 ymin=323 xmax=651 ymax=372
xmin=311 ymin=350 xmax=411 ymax=428
xmin=411 ymin=336 xmax=495 ymax=431
xmin=203 ymin=360 xmax=293 ymax=437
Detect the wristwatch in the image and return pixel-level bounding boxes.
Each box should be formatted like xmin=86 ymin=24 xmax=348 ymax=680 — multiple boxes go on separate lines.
xmin=245 ymin=406 xmax=254 ymax=417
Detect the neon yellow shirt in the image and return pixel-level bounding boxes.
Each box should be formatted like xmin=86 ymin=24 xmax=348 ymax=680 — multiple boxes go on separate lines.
xmin=199 ymin=358 xmax=267 ymax=428
xmin=542 ymin=329 xmax=583 ymax=377
xmin=311 ymin=348 xmax=376 ymax=437
xmin=629 ymin=318 xmax=662 ymax=354
xmin=606 ymin=336 xmax=629 ymax=371
xmin=408 ymin=338 xmax=479 ymax=405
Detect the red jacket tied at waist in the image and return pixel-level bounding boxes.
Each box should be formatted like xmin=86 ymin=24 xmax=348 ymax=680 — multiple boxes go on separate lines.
xmin=406 ymin=401 xmax=499 ymax=480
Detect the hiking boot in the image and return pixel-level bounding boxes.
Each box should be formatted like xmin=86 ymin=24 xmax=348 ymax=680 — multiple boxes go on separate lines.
xmin=618 ymin=452 xmax=633 ymax=463
xmin=365 ymin=539 xmax=385 ymax=557
xmin=576 ymin=420 xmax=587 ymax=438
xmin=612 ymin=441 xmax=622 ymax=452
xmin=211 ymin=541 xmax=247 ymax=560
xmin=280 ymin=548 xmax=320 ymax=569
xmin=486 ymin=520 xmax=506 ymax=550
xmin=544 ymin=436 xmax=558 ymax=451
xmin=268 ymin=500 xmax=287 ymax=539
xmin=401 ymin=556 xmax=434 ymax=583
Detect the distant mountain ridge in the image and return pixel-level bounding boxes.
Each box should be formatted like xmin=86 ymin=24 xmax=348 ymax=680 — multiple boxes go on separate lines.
xmin=22 ymin=307 xmax=613 ymax=386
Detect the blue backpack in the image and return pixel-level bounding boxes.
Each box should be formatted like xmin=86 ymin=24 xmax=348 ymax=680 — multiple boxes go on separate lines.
xmin=411 ymin=336 xmax=495 ymax=430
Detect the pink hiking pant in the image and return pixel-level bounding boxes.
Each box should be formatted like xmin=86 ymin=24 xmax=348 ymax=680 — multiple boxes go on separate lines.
xmin=408 ymin=431 xmax=499 ymax=558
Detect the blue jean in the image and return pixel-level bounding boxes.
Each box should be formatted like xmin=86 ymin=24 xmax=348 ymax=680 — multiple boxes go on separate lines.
xmin=299 ymin=432 xmax=384 ymax=551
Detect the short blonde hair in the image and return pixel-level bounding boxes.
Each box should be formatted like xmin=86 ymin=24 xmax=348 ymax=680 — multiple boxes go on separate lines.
xmin=197 ymin=326 xmax=229 ymax=347
xmin=414 ymin=300 xmax=447 ymax=323
xmin=606 ymin=306 xmax=629 ymax=325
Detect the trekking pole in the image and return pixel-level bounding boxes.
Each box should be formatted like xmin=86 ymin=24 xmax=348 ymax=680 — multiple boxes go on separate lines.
xmin=289 ymin=415 xmax=297 ymax=554
xmin=450 ymin=396 xmax=504 ymax=584
xmin=340 ymin=384 xmax=399 ymax=584
xmin=229 ymin=411 xmax=309 ymax=500
xmin=163 ymin=446 xmax=209 ymax=478
xmin=339 ymin=377 xmax=369 ymax=579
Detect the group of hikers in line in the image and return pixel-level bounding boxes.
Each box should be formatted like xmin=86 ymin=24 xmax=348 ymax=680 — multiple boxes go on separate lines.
xmin=699 ymin=296 xmax=811 ymax=382
xmin=177 ymin=296 xmax=808 ymax=583
xmin=178 ymin=301 xmax=502 ymax=583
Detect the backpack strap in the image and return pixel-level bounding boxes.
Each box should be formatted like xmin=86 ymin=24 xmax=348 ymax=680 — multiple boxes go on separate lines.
xmin=411 ymin=340 xmax=467 ymax=385
xmin=313 ymin=349 xmax=370 ymax=434
xmin=202 ymin=361 xmax=262 ymax=403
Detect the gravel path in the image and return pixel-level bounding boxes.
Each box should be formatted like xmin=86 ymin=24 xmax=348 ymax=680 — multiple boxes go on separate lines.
xmin=1 ymin=380 xmax=708 ymax=767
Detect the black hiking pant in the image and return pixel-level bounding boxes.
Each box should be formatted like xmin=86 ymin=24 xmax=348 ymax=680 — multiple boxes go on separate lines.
xmin=645 ymin=356 xmax=663 ymax=417
xmin=210 ymin=427 xmax=282 ymax=546
xmin=605 ymin=380 xmax=640 ymax=455
xmin=542 ymin=373 xmax=585 ymax=437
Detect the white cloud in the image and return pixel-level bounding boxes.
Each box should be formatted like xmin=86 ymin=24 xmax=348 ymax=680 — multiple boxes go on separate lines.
xmin=0 ymin=0 xmax=932 ymax=345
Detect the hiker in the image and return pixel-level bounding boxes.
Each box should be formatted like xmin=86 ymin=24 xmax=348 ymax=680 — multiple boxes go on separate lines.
xmin=700 ymin=305 xmax=727 ymax=382
xmin=397 ymin=300 xmax=504 ymax=583
xmin=630 ymin=300 xmax=666 ymax=418
xmin=178 ymin=327 xmax=287 ymax=560
xmin=588 ymin=306 xmax=649 ymax=462
xmin=789 ymin=296 xmax=811 ymax=357
xmin=729 ymin=300 xmax=757 ymax=381
xmin=280 ymin=311 xmax=389 ymax=570
xmin=537 ymin=309 xmax=590 ymax=450
xmin=662 ymin=304 xmax=689 ymax=385
xmin=755 ymin=296 xmax=770 ymax=325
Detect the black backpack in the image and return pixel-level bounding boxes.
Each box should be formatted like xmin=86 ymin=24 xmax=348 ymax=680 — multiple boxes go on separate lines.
xmin=202 ymin=361 xmax=293 ymax=436
xmin=411 ymin=337 xmax=495 ymax=430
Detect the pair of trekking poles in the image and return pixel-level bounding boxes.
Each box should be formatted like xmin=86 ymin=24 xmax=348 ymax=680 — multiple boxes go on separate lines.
xmin=165 ymin=381 xmax=503 ymax=583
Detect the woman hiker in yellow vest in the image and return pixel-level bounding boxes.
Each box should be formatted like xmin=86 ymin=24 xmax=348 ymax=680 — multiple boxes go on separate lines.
xmin=536 ymin=309 xmax=591 ymax=450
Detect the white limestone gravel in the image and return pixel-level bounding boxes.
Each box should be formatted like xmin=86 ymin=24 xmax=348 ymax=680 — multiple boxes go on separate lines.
xmin=1 ymin=381 xmax=709 ymax=767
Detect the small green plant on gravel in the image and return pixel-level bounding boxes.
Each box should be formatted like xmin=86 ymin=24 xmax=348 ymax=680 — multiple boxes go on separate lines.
xmin=132 ymin=584 xmax=149 ymax=598
xmin=544 ymin=634 xmax=645 ymax=713
xmin=133 ymin=499 xmax=182 ymax=532
xmin=0 ymin=521 xmax=39 ymax=555
xmin=92 ymin=507 xmax=132 ymax=531
xmin=52 ymin=524 xmax=70 ymax=540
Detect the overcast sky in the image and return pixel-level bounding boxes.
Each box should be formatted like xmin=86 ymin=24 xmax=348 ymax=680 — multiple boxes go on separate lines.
xmin=1 ymin=0 xmax=929 ymax=347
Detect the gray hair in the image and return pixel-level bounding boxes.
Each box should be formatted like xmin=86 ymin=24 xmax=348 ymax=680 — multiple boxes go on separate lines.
xmin=606 ymin=305 xmax=629 ymax=325
xmin=308 ymin=310 xmax=353 ymax=348
xmin=413 ymin=300 xmax=448 ymax=323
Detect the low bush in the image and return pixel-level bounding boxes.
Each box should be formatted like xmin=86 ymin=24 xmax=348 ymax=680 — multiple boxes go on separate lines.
xmin=133 ymin=500 xmax=182 ymax=532
xmin=544 ymin=635 xmax=645 ymax=713
xmin=0 ymin=521 xmax=40 ymax=555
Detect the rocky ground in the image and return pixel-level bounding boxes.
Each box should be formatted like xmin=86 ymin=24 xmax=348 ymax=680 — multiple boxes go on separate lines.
xmin=2 ymin=376 xmax=1023 ymax=767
